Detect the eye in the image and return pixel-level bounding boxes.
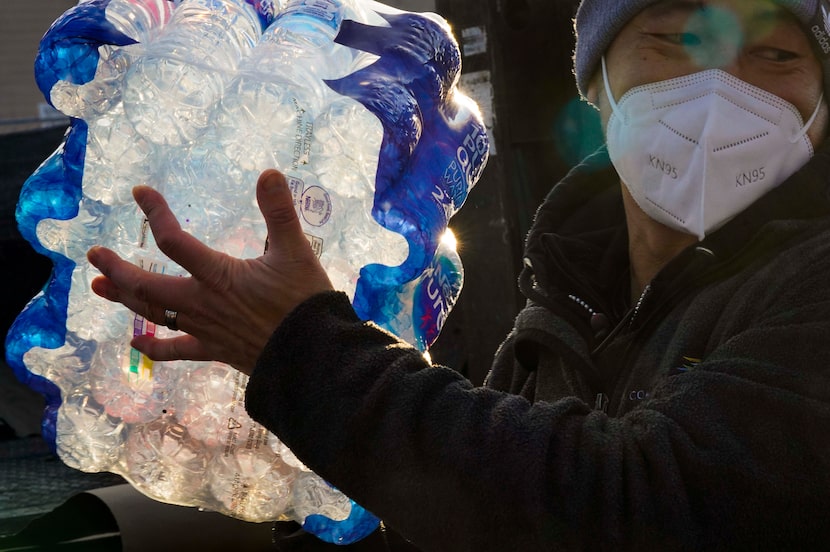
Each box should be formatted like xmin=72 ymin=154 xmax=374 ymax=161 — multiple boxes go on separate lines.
xmin=752 ymin=47 xmax=799 ymax=62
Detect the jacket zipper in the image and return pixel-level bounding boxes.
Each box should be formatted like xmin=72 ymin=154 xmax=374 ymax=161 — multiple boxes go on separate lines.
xmin=569 ymin=281 xmax=654 ymax=413
xmin=567 ymin=247 xmax=720 ymax=413
xmin=629 ymin=283 xmax=651 ymax=327
xmin=567 ymin=293 xmax=622 ymax=413
xmin=591 ymin=249 xmax=722 ymax=413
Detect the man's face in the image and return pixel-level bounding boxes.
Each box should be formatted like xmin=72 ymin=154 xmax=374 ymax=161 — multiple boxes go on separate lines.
xmin=592 ymin=0 xmax=829 ymax=147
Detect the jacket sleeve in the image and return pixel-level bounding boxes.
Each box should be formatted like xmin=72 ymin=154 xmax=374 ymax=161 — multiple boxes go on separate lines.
xmin=244 ymin=287 xmax=830 ymax=551
xmin=245 ymin=291 xmax=588 ymax=551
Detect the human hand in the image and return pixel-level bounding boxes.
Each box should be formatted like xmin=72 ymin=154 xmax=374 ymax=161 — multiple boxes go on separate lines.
xmin=87 ymin=169 xmax=333 ymax=375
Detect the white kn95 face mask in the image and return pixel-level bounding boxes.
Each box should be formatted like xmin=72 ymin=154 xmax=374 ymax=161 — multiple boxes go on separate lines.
xmin=602 ymin=57 xmax=822 ymax=240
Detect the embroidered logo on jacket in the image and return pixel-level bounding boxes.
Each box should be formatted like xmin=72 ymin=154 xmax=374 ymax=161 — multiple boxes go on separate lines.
xmin=671 ymin=355 xmax=702 ymax=376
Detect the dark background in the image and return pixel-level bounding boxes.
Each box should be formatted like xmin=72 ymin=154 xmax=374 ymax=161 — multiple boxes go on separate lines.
xmin=428 ymin=0 xmax=602 ymax=383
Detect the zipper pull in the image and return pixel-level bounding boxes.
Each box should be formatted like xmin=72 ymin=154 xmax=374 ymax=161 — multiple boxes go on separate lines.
xmin=590 ymin=312 xmax=610 ymax=341
xmin=568 ymin=295 xmax=610 ymax=341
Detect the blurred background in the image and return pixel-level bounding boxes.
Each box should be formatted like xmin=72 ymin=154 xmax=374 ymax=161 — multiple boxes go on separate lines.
xmin=0 ymin=0 xmax=602 ymax=544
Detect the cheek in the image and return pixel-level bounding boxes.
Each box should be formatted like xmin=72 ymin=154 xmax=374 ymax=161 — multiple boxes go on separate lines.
xmin=806 ymin=101 xmax=829 ymax=148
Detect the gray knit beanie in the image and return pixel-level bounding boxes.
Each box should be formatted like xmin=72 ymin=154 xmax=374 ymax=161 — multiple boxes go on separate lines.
xmin=573 ymin=0 xmax=830 ymax=100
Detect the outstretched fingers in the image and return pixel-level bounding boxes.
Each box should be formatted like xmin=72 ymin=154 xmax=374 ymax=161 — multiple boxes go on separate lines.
xmin=89 ymin=172 xmax=334 ymax=372
xmin=254 ymin=169 xmax=334 ymax=307
xmin=130 ymin=332 xmax=207 ymax=363
xmin=87 ymin=245 xmax=192 ymax=330
xmin=257 ymin=169 xmax=313 ymax=264
xmin=132 ymin=185 xmax=231 ymax=285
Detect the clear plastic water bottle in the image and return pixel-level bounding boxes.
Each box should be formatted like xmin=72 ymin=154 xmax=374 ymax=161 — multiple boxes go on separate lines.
xmin=48 ymin=0 xmax=174 ymax=119
xmin=122 ymin=0 xmax=263 ymax=145
xmin=56 ymin=390 xmax=126 ymax=472
xmin=209 ymin=0 xmax=362 ymax=178
xmin=49 ymin=46 xmax=130 ymax=119
xmin=82 ymin=104 xmax=162 ymax=206
xmin=270 ymin=437 xmax=308 ymax=470
xmin=104 ymin=0 xmax=175 ymax=43
xmin=89 ymin=339 xmax=176 ymax=424
xmin=291 ymin=471 xmax=353 ymax=522
xmin=173 ymin=363 xmax=257 ymax=448
xmin=209 ymin=445 xmax=295 ymax=520
xmin=202 ymin=0 xmax=407 ymax=296
xmin=125 ymin=416 xmax=209 ymax=500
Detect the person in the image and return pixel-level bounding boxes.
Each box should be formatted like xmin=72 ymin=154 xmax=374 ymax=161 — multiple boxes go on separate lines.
xmin=86 ymin=0 xmax=830 ymax=549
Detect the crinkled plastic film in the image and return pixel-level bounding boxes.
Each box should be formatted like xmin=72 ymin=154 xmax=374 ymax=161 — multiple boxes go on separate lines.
xmin=5 ymin=0 xmax=488 ymax=544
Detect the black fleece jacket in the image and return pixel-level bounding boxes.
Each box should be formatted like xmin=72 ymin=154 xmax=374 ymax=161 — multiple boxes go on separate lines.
xmin=246 ymin=145 xmax=830 ymax=551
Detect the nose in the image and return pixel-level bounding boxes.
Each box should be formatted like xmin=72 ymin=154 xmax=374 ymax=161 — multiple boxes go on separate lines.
xmin=711 ymin=56 xmax=744 ymax=79
xmin=687 ymin=35 xmax=743 ymax=72
xmin=684 ymin=6 xmax=743 ymax=72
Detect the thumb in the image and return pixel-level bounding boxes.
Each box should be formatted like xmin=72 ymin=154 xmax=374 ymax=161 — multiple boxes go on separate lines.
xmin=257 ymin=169 xmax=308 ymax=259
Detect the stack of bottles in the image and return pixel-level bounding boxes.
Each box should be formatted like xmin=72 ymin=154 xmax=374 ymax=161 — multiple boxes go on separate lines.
xmin=6 ymin=0 xmax=488 ymax=544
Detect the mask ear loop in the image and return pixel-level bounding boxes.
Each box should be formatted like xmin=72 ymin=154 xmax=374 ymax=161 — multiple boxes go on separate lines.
xmin=601 ymin=56 xmax=625 ymax=123
xmin=791 ymin=92 xmax=824 ymax=144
